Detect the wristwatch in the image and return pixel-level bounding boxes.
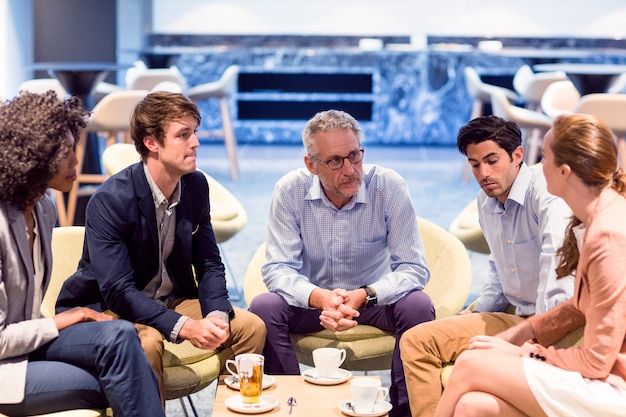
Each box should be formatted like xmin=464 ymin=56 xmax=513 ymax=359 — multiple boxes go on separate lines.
xmin=360 ymin=285 xmax=377 ymax=308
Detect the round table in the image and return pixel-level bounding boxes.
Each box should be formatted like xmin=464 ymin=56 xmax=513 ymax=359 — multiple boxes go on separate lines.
xmin=533 ymin=63 xmax=626 ymax=95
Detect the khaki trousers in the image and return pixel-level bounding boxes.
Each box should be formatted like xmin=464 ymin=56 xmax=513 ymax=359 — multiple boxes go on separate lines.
xmin=108 ymin=301 xmax=266 ymax=406
xmin=399 ymin=312 xmax=526 ymax=417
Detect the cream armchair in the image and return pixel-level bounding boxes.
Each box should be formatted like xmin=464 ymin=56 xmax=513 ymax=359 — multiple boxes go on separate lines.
xmin=44 ymin=226 xmax=222 ymax=417
xmin=243 ymin=216 xmax=472 ymax=371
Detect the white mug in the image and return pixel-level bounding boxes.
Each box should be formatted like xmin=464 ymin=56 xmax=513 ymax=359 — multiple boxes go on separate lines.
xmin=312 ymin=347 xmax=346 ymax=378
xmin=350 ymin=378 xmax=389 ymax=414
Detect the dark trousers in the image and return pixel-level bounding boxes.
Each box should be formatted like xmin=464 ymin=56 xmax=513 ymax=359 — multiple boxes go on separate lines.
xmin=0 ymin=320 xmax=164 ymax=417
xmin=249 ymin=290 xmax=435 ymax=417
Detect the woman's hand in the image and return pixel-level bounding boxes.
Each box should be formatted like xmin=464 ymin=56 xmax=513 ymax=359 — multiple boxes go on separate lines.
xmin=53 ymin=307 xmax=113 ymax=330
xmin=468 ymin=335 xmax=522 ymax=356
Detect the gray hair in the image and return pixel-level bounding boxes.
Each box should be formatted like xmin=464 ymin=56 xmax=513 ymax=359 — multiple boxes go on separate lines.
xmin=301 ymin=109 xmax=363 ymax=156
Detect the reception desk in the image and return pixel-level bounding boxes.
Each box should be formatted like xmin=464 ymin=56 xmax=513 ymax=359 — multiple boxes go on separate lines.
xmin=159 ymin=36 xmax=626 ymax=146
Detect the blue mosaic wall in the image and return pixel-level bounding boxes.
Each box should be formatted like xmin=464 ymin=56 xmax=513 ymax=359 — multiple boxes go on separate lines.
xmin=153 ymin=35 xmax=626 ymax=145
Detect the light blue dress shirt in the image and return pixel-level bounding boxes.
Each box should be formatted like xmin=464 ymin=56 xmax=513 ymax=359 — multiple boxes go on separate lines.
xmin=263 ymin=164 xmax=430 ymax=309
xmin=474 ymin=163 xmax=574 ymax=316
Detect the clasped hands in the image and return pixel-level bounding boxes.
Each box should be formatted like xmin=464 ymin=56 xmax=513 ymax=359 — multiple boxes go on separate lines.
xmin=317 ymin=288 xmax=364 ymax=332
xmin=179 ymin=316 xmax=230 ymax=351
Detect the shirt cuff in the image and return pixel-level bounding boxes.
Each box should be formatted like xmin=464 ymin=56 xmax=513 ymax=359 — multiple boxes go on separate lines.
xmin=171 ymin=315 xmax=190 ymax=343
xmin=206 ymin=310 xmax=230 ymax=324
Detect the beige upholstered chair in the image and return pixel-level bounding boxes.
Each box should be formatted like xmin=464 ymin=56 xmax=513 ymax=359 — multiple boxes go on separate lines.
xmin=243 ymin=217 xmax=472 ymax=371
xmin=101 ymin=143 xmax=141 ymax=176
xmin=540 ymin=80 xmax=580 ymax=120
xmin=512 ymin=64 xmax=568 ymax=111
xmin=186 ymin=65 xmax=240 ymax=180
xmin=448 ymin=198 xmax=490 ymax=254
xmin=63 ymin=89 xmax=149 ymax=226
xmin=490 ymin=88 xmax=552 ymax=165
xmin=34 ymin=226 xmax=106 ymax=417
xmin=43 ymin=226 xmax=222 ymax=416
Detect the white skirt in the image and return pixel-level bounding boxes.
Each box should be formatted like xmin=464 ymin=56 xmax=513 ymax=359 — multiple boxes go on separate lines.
xmin=523 ymin=357 xmax=626 ymax=417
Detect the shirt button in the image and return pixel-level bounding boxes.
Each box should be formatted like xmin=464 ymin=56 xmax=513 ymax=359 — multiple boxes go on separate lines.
xmin=511 ymin=268 xmax=515 ymax=273
xmin=507 ymin=240 xmax=512 ymax=244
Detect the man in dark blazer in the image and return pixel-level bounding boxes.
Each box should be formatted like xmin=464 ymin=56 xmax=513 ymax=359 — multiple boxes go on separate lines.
xmin=56 ymin=91 xmax=265 ymax=403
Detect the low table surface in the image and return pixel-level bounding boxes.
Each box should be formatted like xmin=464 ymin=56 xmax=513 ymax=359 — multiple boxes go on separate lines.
xmin=213 ymin=374 xmax=384 ymax=416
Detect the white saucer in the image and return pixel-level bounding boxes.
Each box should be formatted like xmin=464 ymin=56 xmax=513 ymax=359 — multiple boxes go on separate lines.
xmin=225 ymin=395 xmax=279 ymax=414
xmin=224 ymin=374 xmax=276 ymax=390
xmin=301 ymin=368 xmax=352 ymax=385
xmin=338 ymin=399 xmax=393 ymax=417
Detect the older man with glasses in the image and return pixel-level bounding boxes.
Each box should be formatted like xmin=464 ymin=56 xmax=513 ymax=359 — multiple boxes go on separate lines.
xmin=248 ymin=109 xmax=435 ymax=417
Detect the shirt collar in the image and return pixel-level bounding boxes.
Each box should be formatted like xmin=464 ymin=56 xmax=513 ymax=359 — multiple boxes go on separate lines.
xmin=507 ymin=162 xmax=532 ymax=206
xmin=143 ymin=162 xmax=181 ymax=209
xmin=306 ymin=172 xmax=367 ymax=209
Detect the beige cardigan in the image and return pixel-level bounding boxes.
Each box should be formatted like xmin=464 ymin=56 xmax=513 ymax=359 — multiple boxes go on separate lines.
xmin=525 ymin=188 xmax=626 ymax=389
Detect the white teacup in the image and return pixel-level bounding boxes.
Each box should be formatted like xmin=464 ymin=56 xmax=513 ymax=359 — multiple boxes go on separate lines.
xmin=312 ymin=347 xmax=346 ymax=378
xmin=350 ymin=378 xmax=389 ymax=414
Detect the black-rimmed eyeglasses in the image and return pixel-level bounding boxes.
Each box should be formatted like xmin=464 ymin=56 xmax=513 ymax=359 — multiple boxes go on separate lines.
xmin=310 ymin=149 xmax=364 ymax=170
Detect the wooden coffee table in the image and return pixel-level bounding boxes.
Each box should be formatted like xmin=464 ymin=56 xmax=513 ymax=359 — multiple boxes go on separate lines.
xmin=212 ymin=374 xmax=385 ymax=416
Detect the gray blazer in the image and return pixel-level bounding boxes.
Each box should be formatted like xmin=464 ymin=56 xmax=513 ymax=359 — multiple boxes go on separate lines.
xmin=0 ymin=197 xmax=59 ymax=403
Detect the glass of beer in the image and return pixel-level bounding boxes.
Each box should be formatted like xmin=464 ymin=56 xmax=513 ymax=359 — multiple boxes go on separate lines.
xmin=226 ymin=353 xmax=264 ymax=404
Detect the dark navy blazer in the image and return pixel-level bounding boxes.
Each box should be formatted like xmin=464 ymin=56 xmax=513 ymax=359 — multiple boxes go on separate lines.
xmin=56 ymin=163 xmax=232 ymax=338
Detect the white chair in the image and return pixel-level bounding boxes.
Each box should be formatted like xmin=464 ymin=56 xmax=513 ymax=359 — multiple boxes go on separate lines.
xmin=186 ymin=65 xmax=240 ymax=180
xmin=540 ymin=80 xmax=580 ymax=120
xmin=607 ymin=72 xmax=626 ymax=94
xmin=64 ymin=89 xmax=149 ymax=226
xmin=462 ymin=67 xmax=519 ymax=181
xmin=464 ymin=66 xmax=518 ymax=120
xmin=150 ymin=80 xmax=183 ymax=93
xmin=18 ymin=78 xmax=68 ymax=100
xmin=125 ymin=62 xmax=187 ymax=91
xmin=574 ymin=93 xmax=626 ymax=168
xmin=513 ymin=65 xmax=568 ymax=111
xmin=490 ymin=88 xmax=552 ymax=165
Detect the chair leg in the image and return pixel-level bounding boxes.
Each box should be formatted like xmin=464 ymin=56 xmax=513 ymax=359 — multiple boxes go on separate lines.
xmin=53 ymin=189 xmax=69 ymax=227
xmin=66 ymin=130 xmax=88 ymax=225
xmin=178 ymin=396 xmax=199 ymax=417
xmin=178 ymin=397 xmax=190 ymax=417
xmin=219 ymin=97 xmax=239 ymax=181
xmin=523 ymin=127 xmax=544 ymax=165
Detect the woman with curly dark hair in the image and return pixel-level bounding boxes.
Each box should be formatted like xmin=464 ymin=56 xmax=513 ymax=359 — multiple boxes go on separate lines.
xmin=0 ymin=91 xmax=165 ymax=416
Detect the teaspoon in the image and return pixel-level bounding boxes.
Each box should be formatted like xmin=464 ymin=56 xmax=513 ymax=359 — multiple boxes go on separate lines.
xmin=287 ymin=396 xmax=297 ymax=414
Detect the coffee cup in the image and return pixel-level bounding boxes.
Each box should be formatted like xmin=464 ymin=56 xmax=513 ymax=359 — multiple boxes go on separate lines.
xmin=350 ymin=378 xmax=389 ymax=414
xmin=312 ymin=347 xmax=346 ymax=378
xmin=225 ymin=353 xmax=264 ymax=404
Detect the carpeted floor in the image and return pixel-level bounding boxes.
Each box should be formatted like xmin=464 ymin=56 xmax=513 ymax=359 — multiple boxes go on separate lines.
xmin=165 ymin=142 xmax=489 ymax=416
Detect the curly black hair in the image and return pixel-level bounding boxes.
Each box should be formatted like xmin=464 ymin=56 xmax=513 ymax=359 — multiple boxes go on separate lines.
xmin=0 ymin=90 xmax=89 ymax=210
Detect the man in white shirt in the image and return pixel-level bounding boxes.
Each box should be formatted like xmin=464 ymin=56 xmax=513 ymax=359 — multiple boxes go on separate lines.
xmin=249 ymin=109 xmax=435 ymax=417
xmin=400 ymin=115 xmax=574 ymax=417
